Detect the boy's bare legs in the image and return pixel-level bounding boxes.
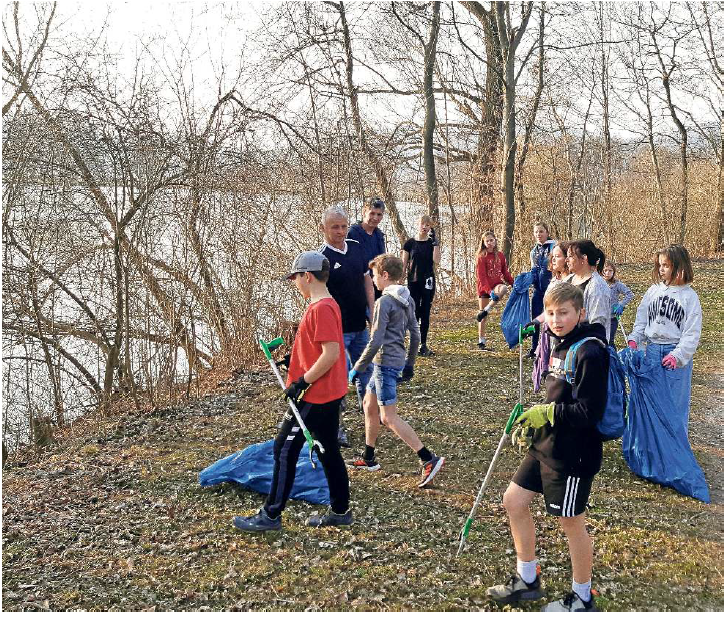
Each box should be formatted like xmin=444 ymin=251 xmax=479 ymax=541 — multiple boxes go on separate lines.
xmin=559 ymin=514 xmax=592 ymax=584
xmin=363 ymin=391 xmax=382 ymax=449
xmin=502 ymin=482 xmax=537 ymax=560
xmin=379 ymin=403 xmax=423 ymax=452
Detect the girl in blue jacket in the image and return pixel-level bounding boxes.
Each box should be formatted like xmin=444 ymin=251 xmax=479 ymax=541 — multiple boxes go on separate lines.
xmin=529 ymin=223 xmax=556 ymax=357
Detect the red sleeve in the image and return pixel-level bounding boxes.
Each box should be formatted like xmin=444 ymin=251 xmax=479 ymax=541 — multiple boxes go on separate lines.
xmin=311 ymin=302 xmax=340 ymax=343
xmin=476 ymin=254 xmax=491 ymax=295
xmin=501 ymin=253 xmax=514 ymax=286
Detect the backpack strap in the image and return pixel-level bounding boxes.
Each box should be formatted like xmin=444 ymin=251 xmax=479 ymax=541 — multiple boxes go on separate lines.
xmin=563 ymin=336 xmax=605 ymax=384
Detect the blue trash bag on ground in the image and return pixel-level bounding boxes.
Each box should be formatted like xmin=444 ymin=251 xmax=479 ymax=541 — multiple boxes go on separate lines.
xmin=619 ymin=346 xmax=710 ymax=503
xmin=199 ymin=440 xmax=330 ymax=505
xmin=501 ymin=270 xmax=535 ymax=348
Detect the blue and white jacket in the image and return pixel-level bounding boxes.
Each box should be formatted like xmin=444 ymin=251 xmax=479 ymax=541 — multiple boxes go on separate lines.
xmin=530 ymin=240 xmax=557 ymax=292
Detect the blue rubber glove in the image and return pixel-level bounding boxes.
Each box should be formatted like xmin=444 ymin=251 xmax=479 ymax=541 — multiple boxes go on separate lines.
xmin=515 ymin=402 xmax=555 ymax=429
xmin=490 ymin=291 xmax=499 ymax=303
xmin=612 ymin=303 xmax=624 ymax=317
xmin=348 ymin=368 xmax=359 ymax=384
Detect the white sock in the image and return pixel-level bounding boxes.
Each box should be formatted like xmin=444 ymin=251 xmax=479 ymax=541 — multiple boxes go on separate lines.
xmin=572 ymin=579 xmax=591 ymax=602
xmin=517 ymin=558 xmax=538 ymax=584
xmin=478 ymin=336 xmax=486 ymax=344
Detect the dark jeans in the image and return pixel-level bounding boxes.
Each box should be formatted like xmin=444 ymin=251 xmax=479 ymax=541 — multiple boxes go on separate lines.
xmin=609 ymin=318 xmax=619 ymax=347
xmin=531 ymin=288 xmax=545 ymax=353
xmin=408 ymin=279 xmax=435 ymax=348
xmin=264 ymin=397 xmax=349 ymax=518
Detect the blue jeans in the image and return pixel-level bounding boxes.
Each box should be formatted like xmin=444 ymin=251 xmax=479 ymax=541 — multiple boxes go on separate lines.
xmin=344 ymin=330 xmax=372 ymax=400
xmin=366 ymin=364 xmax=404 ymax=406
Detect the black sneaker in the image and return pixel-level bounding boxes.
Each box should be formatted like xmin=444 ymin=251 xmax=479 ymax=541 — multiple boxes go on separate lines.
xmin=418 ymin=455 xmax=445 ymax=487
xmin=477 ymin=342 xmax=488 ymax=351
xmin=306 ymin=509 xmax=353 ymax=527
xmin=338 ymin=426 xmax=350 ymax=448
xmin=232 ymin=508 xmax=282 ymax=533
xmin=419 ymin=346 xmax=434 ymax=357
xmin=543 ymin=591 xmax=597 ymax=612
xmin=347 ymin=457 xmax=381 ymax=471
xmin=476 ymin=309 xmax=489 ymax=322
xmin=486 ymin=572 xmax=544 ymax=604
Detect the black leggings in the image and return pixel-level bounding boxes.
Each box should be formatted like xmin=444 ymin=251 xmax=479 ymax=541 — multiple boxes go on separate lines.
xmin=265 ymin=397 xmax=349 ymax=518
xmin=408 ymin=279 xmax=435 ymax=348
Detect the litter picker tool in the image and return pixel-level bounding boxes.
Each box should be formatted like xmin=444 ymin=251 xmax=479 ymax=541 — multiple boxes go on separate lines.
xmin=456 ymin=324 xmax=534 ymax=556
xmin=619 ymin=320 xmax=628 ymax=342
xmin=259 ymin=336 xmax=325 ymax=468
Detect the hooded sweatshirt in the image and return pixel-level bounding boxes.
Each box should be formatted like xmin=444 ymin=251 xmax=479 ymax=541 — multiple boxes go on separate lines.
xmin=353 ymin=284 xmax=420 ymax=371
xmin=530 ymin=322 xmax=609 ymax=477
xmin=628 ymin=282 xmax=702 ymax=367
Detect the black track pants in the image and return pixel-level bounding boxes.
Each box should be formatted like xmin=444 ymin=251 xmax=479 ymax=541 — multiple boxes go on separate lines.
xmin=264 ymin=397 xmax=349 ymax=518
xmin=408 ymin=280 xmax=435 ymax=348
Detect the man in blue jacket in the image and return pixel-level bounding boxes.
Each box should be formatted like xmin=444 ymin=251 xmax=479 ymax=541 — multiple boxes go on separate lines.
xmin=348 ymin=197 xmax=386 ymax=299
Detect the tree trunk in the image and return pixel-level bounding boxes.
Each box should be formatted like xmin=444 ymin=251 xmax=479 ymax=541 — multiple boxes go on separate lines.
xmin=422 ymin=2 xmax=441 ymax=222
xmin=337 ymin=1 xmax=408 ymax=245
xmin=460 ymin=2 xmax=504 ymax=233
xmin=495 ymin=2 xmax=533 ymax=260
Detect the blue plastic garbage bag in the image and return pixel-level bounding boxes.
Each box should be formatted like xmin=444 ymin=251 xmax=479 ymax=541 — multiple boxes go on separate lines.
xmin=619 ymin=346 xmax=709 ymax=503
xmin=199 ymin=440 xmax=330 ymax=505
xmin=501 ymin=270 xmax=535 ymax=348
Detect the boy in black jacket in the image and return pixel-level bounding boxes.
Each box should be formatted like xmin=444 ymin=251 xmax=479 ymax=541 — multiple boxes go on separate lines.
xmin=486 ymin=283 xmax=608 ymax=612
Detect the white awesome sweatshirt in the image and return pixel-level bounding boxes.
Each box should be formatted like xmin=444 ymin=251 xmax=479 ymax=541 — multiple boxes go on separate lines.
xmin=628 ymin=282 xmax=702 ymax=367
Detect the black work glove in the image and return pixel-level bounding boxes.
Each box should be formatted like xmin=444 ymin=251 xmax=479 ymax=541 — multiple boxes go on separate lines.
xmin=283 ymin=376 xmax=310 ymax=406
xmin=398 ymin=365 xmax=414 ymax=382
xmin=429 ymin=228 xmax=439 ymax=247
xmin=275 ymin=354 xmax=291 ymax=370
xmin=521 ymin=320 xmax=540 ymax=339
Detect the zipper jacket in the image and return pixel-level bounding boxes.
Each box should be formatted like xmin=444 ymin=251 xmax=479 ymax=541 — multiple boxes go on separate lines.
xmin=530 ymin=322 xmax=609 ymax=477
xmin=353 ymin=284 xmax=420 ymax=371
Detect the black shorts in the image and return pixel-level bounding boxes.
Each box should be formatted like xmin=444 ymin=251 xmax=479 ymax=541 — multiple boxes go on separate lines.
xmin=512 ymin=453 xmax=593 ymax=517
xmin=478 ymin=293 xmax=490 ymax=299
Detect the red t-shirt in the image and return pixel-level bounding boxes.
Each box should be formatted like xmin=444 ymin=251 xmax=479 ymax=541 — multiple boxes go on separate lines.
xmin=286 ymin=297 xmax=347 ymax=404
xmin=476 ymin=250 xmax=514 ymax=296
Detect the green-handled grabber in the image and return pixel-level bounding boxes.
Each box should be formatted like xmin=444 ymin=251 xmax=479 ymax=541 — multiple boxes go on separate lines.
xmin=259 ymin=337 xmax=325 ymax=468
xmin=456 ymin=323 xmax=534 ymax=556
xmin=456 ymin=402 xmax=524 ymax=557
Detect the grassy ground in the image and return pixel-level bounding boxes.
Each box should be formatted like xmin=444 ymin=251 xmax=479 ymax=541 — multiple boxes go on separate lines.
xmin=3 ymin=260 xmax=723 ymax=611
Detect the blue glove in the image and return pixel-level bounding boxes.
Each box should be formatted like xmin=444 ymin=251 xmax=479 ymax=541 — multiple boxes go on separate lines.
xmin=612 ymin=303 xmax=624 ymax=317
xmin=348 ymin=368 xmax=359 ymax=384
xmin=398 ymin=365 xmax=414 ymax=382
xmin=490 ymin=291 xmax=499 ymax=302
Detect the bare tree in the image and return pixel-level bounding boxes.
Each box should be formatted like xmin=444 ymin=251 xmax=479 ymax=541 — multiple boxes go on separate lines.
xmin=495 ymin=1 xmax=533 ymax=259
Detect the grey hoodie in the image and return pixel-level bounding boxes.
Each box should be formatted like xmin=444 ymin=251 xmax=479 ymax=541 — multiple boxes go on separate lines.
xmin=353 ymin=284 xmax=420 ymax=371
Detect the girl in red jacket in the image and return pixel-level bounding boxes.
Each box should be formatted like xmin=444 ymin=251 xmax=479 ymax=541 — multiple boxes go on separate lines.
xmin=476 ymin=231 xmax=514 ymax=350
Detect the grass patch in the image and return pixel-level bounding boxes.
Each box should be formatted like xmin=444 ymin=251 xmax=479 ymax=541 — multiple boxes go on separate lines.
xmin=2 ymin=260 xmax=722 ymax=611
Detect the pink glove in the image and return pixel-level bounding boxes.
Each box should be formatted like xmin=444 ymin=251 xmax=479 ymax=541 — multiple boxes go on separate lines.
xmin=662 ymin=354 xmax=678 ymax=370
xmin=627 ymin=340 xmax=638 ymax=350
